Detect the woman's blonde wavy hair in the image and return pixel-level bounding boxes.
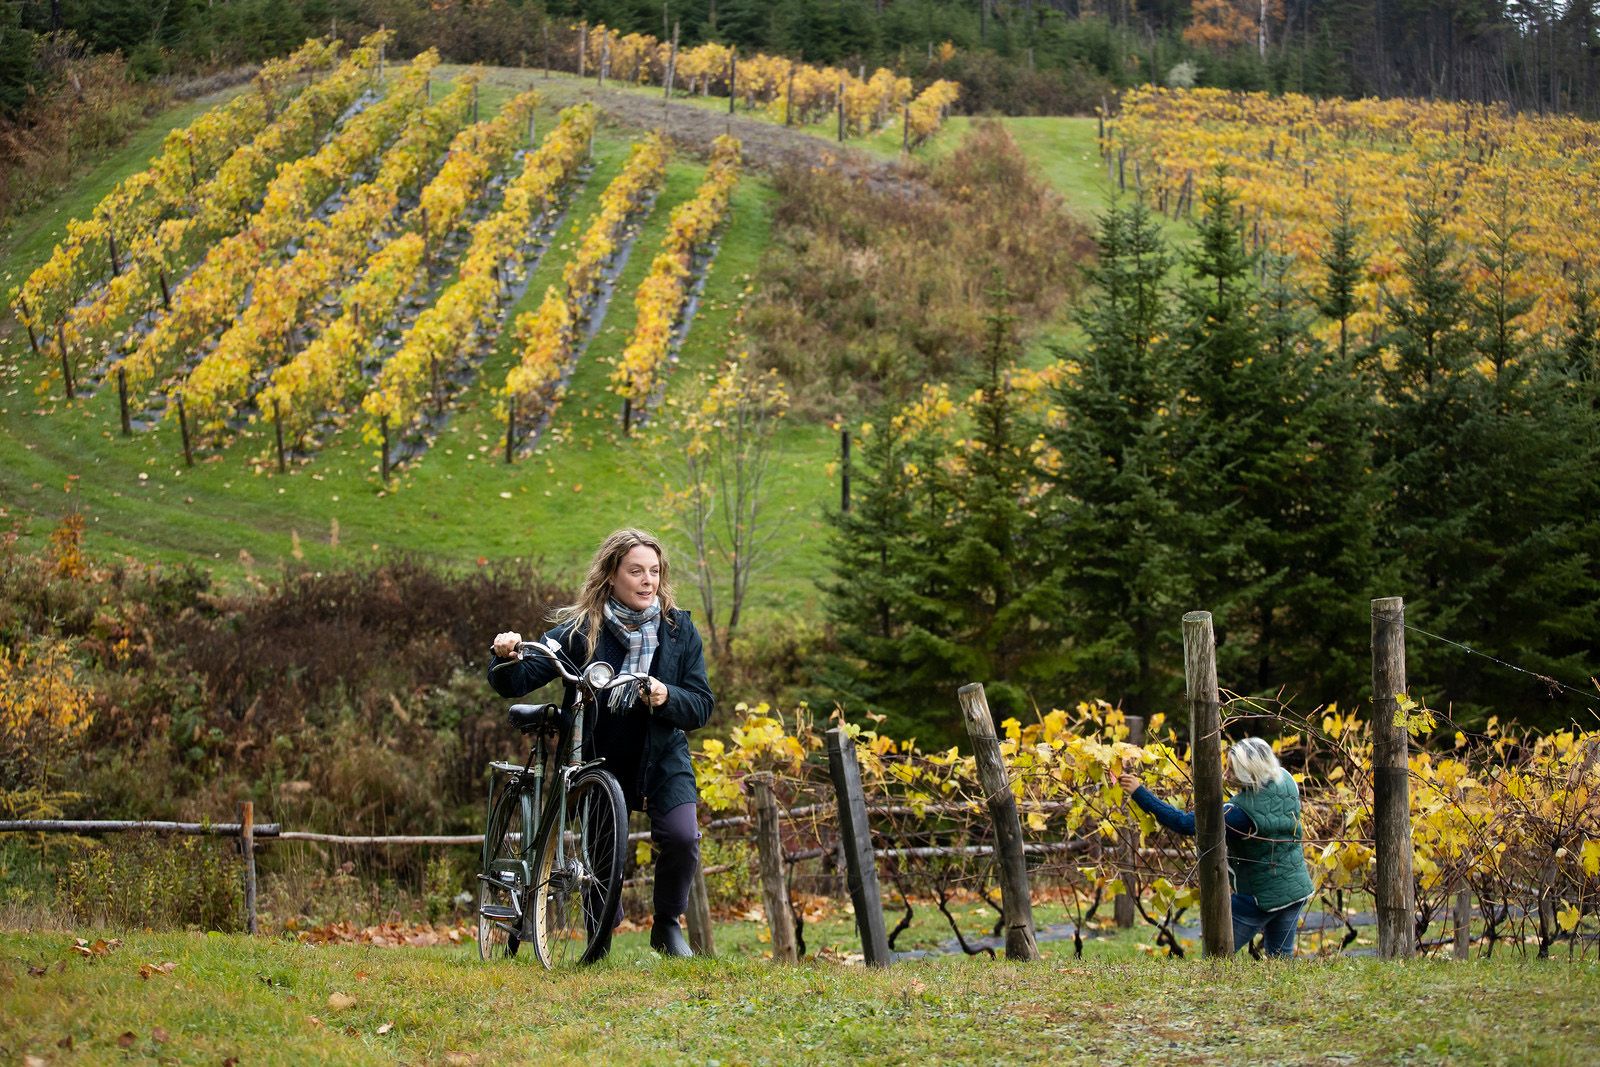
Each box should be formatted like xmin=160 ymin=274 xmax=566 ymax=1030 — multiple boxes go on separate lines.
xmin=550 ymin=528 xmax=678 ymax=662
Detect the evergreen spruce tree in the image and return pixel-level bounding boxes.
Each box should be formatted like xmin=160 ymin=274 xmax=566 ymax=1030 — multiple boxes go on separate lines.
xmin=1172 ymin=175 xmax=1374 ymax=700
xmin=1044 ymin=198 xmax=1186 ymax=715
xmin=1316 ymin=191 xmax=1368 ymax=370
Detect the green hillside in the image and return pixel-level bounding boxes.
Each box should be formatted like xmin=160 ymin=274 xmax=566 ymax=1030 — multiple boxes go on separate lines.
xmin=0 ymin=68 xmax=1118 ymax=618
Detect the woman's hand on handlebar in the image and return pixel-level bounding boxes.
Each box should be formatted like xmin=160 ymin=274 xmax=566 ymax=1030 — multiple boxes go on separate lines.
xmin=492 ymin=631 xmax=523 ymax=659
xmin=644 ymin=677 xmax=667 ymax=708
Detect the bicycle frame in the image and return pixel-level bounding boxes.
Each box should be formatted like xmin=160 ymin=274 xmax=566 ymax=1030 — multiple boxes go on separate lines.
xmin=481 ymin=638 xmax=638 ymax=945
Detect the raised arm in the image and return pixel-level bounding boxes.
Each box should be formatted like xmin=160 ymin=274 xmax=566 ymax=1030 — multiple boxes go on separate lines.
xmin=1118 ymin=775 xmax=1254 ymax=838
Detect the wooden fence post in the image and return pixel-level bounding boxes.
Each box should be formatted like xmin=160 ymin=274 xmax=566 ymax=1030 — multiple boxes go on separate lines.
xmin=840 ymin=429 xmax=851 ymax=513
xmin=664 ymin=22 xmax=679 ymax=100
xmin=958 ymin=683 xmax=1040 ymax=961
xmin=728 ymin=50 xmax=737 ymax=114
xmin=825 ymin=726 xmax=891 ymax=967
xmin=177 ymin=395 xmax=194 ymax=467
xmin=686 ymin=858 xmax=715 ymax=957
xmin=158 ymin=267 xmax=172 ymax=309
xmin=505 ymin=394 xmax=516 ymax=463
xmin=57 ymin=323 xmax=74 ymax=400
xmin=273 ymin=400 xmax=287 ymax=474
xmin=380 ymin=415 xmax=391 ymax=483
xmin=578 ymin=23 xmax=587 ymax=79
xmin=751 ymin=774 xmax=798 ymax=963
xmin=1372 ymin=595 xmax=1416 ymax=959
xmin=117 ymin=367 xmax=131 ymax=436
xmin=1454 ymin=884 xmax=1472 ymax=960
xmin=785 ymin=64 xmax=795 ymax=126
xmin=1183 ymin=610 xmax=1233 ymax=957
xmin=1114 ymin=714 xmax=1146 ymax=928
xmin=837 ymin=81 xmax=846 ymax=141
xmin=240 ymin=800 xmax=258 ymax=935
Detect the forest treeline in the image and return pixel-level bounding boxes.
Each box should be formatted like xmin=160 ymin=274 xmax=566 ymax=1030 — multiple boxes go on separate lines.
xmin=819 ymin=177 xmax=1600 ymax=740
xmin=5 ymin=1 xmax=1599 ymax=118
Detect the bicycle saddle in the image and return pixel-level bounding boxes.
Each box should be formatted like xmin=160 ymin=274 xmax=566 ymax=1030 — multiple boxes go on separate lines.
xmin=507 ymin=703 xmax=564 ymax=734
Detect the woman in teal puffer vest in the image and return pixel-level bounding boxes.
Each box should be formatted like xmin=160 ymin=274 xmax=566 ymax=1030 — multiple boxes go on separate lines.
xmin=1118 ymin=737 xmax=1315 ymax=957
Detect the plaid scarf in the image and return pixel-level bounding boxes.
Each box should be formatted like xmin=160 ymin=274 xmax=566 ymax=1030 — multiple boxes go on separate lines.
xmin=603 ymin=596 xmax=661 ymax=711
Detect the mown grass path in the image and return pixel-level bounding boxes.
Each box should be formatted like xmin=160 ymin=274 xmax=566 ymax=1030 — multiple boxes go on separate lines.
xmin=2 ymin=929 xmax=1597 ymax=1065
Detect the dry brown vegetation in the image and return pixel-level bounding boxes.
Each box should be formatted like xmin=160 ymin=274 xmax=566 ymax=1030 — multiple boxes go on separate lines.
xmin=745 ymin=121 xmax=1094 ymax=415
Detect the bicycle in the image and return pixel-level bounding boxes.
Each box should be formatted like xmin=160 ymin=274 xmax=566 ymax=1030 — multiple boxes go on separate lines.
xmin=477 ymin=637 xmax=633 ymax=967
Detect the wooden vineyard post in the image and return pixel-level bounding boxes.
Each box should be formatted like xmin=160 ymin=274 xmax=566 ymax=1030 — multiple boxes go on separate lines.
xmin=472 ymin=80 xmax=479 ymax=122
xmin=108 ymin=230 xmax=121 ymax=275
xmin=902 ymin=104 xmax=911 ymax=155
xmin=505 ymin=394 xmax=516 ymax=463
xmin=728 ymin=50 xmax=737 ymax=115
xmin=1114 ymin=714 xmax=1147 ymax=928
xmin=240 ymin=800 xmax=258 ymax=935
xmin=1454 ymin=884 xmax=1472 ymax=960
xmin=957 ymin=683 xmax=1041 ymax=961
xmin=158 ymin=267 xmax=172 ymax=309
xmin=380 ymin=416 xmax=391 ymax=483
xmin=686 ymin=858 xmax=715 ymax=957
xmin=1183 ymin=610 xmax=1233 ymax=957
xmin=273 ymin=399 xmax=287 ymax=474
xmin=578 ymin=23 xmax=587 ymax=79
xmin=837 ymin=81 xmax=846 ymax=142
xmin=598 ymin=35 xmax=609 ymax=88
xmin=664 ymin=22 xmax=679 ymax=100
xmin=622 ymin=396 xmax=633 ymax=436
xmin=1372 ymin=595 xmax=1416 ymax=959
xmin=177 ymin=395 xmax=194 ymax=467
xmin=840 ymin=429 xmax=851 ymax=513
xmin=785 ymin=64 xmax=795 ymax=126
xmin=117 ymin=367 xmax=131 ymax=436
xmin=751 ymin=774 xmax=798 ymax=963
xmin=825 ymin=726 xmax=891 ymax=967
xmin=56 ymin=323 xmax=74 ymax=400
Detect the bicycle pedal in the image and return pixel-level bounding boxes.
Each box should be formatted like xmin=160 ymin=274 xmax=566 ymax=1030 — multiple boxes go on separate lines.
xmin=479 ymin=905 xmax=519 ymax=921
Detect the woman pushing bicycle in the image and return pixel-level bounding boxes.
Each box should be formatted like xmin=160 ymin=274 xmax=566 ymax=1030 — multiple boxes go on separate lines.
xmin=489 ymin=527 xmax=714 ymax=958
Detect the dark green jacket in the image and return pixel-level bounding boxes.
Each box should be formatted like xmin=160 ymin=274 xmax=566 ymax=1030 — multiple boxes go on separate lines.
xmin=487 ymin=608 xmax=714 ymax=814
xmin=1228 ymin=771 xmax=1316 ymax=911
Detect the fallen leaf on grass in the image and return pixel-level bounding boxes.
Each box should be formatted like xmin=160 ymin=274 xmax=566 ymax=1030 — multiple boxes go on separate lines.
xmin=327 ymin=991 xmax=357 ymax=1010
xmin=56 ymin=1036 xmax=73 ymax=1049
xmin=443 ymin=1053 xmax=480 ymax=1066
xmin=24 ymin=1056 xmax=45 ymax=1067
xmin=72 ymin=937 xmax=122 ymax=958
xmin=908 ymin=979 xmax=927 ymax=995
xmin=152 ymin=1026 xmax=170 ymax=1043
xmin=223 ymin=1058 xmax=238 ymax=1066
xmin=117 ymin=1031 xmax=136 ymax=1048
xmin=307 ymin=1015 xmax=324 ymax=1029
xmin=27 ymin=965 xmax=46 ymax=978
xmin=138 ymin=961 xmax=178 ymax=979
xmin=377 ymin=1022 xmax=394 ymax=1036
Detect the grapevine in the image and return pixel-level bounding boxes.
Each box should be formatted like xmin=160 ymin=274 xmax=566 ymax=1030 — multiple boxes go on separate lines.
xmin=113 ymin=48 xmax=435 ymax=397
xmin=503 ymin=132 xmax=669 ymax=425
xmin=54 ymin=32 xmax=393 ymax=384
xmin=361 ymin=105 xmax=600 ymax=445
xmin=609 ymin=135 xmax=741 ymax=414
xmin=10 ymin=37 xmax=340 ymax=334
xmin=179 ymin=81 xmax=539 ymax=435
xmin=1109 ymin=87 xmax=1600 ymax=343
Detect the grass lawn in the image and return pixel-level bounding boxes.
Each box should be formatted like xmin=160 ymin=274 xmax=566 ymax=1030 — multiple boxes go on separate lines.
xmin=3 ymin=922 xmax=1597 ymax=1065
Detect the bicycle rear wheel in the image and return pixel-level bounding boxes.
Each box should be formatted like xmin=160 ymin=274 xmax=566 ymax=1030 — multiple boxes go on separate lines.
xmin=530 ymin=766 xmax=627 ymax=967
xmin=478 ymin=787 xmax=533 ymax=960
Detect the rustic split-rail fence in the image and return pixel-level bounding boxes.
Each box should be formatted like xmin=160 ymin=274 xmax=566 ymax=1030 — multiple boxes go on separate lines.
xmin=0 ymin=596 xmax=1453 ymax=964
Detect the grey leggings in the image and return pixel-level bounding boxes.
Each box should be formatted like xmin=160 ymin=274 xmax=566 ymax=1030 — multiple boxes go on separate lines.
xmin=649 ymin=801 xmax=700 ymax=920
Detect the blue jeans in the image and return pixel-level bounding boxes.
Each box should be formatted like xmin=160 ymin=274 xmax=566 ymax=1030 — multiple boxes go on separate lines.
xmin=1232 ymin=893 xmax=1303 ymax=957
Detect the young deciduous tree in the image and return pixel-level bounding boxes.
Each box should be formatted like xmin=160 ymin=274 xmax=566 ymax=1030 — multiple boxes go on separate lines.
xmin=657 ymin=352 xmax=789 ymax=664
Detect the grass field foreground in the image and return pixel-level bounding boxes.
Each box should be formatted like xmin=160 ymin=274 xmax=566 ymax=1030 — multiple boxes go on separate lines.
xmin=2 ymin=928 xmax=1598 ymax=1065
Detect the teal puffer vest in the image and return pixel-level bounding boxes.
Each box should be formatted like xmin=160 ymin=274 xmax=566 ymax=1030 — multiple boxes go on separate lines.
xmin=1228 ymin=770 xmax=1315 ymax=911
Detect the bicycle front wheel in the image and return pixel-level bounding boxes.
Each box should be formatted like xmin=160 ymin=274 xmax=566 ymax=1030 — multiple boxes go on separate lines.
xmin=530 ymin=766 xmax=628 ymax=968
xmin=478 ymin=787 xmax=533 ymax=961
